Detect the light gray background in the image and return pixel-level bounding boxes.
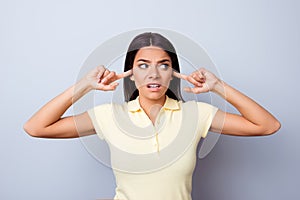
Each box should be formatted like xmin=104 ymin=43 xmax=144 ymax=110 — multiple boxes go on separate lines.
xmin=1 ymin=0 xmax=299 ymax=199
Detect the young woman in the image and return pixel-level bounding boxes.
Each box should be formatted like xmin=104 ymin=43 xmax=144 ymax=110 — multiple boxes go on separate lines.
xmin=24 ymin=32 xmax=281 ymax=200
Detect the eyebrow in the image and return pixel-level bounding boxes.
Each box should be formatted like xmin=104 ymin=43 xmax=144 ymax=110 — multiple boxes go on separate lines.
xmin=137 ymin=58 xmax=171 ymax=63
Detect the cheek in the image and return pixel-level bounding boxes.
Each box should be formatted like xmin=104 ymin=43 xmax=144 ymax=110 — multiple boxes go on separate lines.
xmin=132 ymin=68 xmax=146 ymax=87
xmin=132 ymin=68 xmax=146 ymax=79
xmin=158 ymin=71 xmax=173 ymax=88
xmin=163 ymin=70 xmax=173 ymax=82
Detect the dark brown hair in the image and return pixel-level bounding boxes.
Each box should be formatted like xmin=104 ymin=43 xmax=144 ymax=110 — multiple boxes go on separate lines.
xmin=123 ymin=32 xmax=183 ymax=102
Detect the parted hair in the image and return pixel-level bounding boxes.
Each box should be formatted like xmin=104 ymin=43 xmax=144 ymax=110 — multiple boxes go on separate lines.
xmin=123 ymin=32 xmax=183 ymax=102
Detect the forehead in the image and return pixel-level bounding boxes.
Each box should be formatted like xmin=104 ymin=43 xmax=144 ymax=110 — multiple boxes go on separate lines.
xmin=134 ymin=46 xmax=170 ymax=61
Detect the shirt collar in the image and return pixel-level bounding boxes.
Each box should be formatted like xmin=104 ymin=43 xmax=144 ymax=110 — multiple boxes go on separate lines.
xmin=128 ymin=96 xmax=180 ymax=112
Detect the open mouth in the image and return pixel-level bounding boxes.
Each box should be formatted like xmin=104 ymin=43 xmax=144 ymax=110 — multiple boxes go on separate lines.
xmin=147 ymin=83 xmax=161 ymax=88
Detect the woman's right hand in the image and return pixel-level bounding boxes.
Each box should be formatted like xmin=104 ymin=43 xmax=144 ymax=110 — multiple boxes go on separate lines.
xmin=24 ymin=66 xmax=132 ymax=138
xmin=84 ymin=66 xmax=132 ymax=91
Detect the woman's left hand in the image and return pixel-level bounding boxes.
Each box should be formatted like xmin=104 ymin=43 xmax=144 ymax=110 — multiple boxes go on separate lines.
xmin=173 ymin=68 xmax=221 ymax=94
xmin=174 ymin=67 xmax=281 ymax=136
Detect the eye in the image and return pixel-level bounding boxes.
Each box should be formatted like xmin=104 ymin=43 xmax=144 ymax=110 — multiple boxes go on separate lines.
xmin=138 ymin=63 xmax=148 ymax=69
xmin=158 ymin=63 xmax=169 ymax=70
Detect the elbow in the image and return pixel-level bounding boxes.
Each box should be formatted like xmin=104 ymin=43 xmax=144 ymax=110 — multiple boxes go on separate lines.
xmin=272 ymin=120 xmax=282 ymax=134
xmin=262 ymin=120 xmax=281 ymax=136
xmin=23 ymin=121 xmax=44 ymax=138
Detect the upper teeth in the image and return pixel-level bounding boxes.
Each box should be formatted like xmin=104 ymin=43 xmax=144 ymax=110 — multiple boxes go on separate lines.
xmin=149 ymin=84 xmax=159 ymax=88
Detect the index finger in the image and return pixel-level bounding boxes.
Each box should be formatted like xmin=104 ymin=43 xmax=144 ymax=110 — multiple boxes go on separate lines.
xmin=173 ymin=71 xmax=188 ymax=80
xmin=115 ymin=69 xmax=133 ymax=80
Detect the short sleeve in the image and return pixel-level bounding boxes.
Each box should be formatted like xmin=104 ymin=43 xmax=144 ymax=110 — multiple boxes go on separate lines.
xmin=87 ymin=104 xmax=111 ymax=140
xmin=197 ymin=102 xmax=219 ymax=138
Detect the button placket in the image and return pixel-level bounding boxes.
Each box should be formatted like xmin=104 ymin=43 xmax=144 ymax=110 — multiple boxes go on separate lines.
xmin=152 ymin=109 xmax=166 ymax=153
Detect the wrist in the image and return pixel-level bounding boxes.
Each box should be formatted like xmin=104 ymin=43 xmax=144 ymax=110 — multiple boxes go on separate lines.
xmin=211 ymin=79 xmax=227 ymax=97
xmin=71 ymin=79 xmax=93 ymax=103
xmin=78 ymin=78 xmax=94 ymax=92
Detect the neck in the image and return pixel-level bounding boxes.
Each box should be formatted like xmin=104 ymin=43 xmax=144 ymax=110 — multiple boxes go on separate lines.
xmin=139 ymin=95 xmax=166 ymax=109
xmin=138 ymin=95 xmax=166 ymax=124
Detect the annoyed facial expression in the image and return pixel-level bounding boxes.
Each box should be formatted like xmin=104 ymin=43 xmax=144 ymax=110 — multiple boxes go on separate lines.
xmin=131 ymin=46 xmax=173 ymax=101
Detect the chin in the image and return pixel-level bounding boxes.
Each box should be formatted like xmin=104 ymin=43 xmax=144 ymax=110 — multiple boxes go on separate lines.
xmin=139 ymin=87 xmax=167 ymax=100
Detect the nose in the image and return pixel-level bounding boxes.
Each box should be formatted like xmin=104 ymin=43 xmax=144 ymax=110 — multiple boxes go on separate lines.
xmin=148 ymin=65 xmax=160 ymax=79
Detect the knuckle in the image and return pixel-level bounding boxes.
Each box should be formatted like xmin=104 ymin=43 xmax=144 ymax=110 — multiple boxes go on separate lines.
xmin=98 ymin=65 xmax=105 ymax=70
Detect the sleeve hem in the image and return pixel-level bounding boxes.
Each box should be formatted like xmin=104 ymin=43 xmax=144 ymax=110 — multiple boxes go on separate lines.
xmin=87 ymin=108 xmax=105 ymax=140
xmin=196 ymin=102 xmax=219 ymax=139
xmin=201 ymin=107 xmax=218 ymax=138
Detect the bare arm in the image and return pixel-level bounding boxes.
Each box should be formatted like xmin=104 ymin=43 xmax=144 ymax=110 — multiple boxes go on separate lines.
xmin=24 ymin=66 xmax=132 ymax=138
xmin=173 ymin=68 xmax=281 ymax=136
xmin=210 ymin=81 xmax=281 ymax=136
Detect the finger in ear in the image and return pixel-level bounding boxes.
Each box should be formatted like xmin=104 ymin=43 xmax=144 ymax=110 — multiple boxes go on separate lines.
xmin=130 ymin=75 xmax=135 ymax=81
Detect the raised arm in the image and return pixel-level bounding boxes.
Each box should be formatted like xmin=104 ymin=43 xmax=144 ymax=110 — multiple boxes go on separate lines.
xmin=173 ymin=68 xmax=281 ymax=136
xmin=23 ymin=66 xmax=132 ymax=138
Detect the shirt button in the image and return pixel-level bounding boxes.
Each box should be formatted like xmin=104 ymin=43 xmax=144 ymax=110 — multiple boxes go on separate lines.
xmin=153 ymin=141 xmax=157 ymax=146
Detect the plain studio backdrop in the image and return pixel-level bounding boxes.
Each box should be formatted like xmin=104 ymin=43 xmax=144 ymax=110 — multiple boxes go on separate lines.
xmin=1 ymin=0 xmax=299 ymax=199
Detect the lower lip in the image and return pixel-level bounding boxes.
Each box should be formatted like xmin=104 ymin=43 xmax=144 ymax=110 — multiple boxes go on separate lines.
xmin=147 ymin=86 xmax=161 ymax=92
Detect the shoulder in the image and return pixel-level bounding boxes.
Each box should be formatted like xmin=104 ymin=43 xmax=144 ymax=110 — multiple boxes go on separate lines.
xmin=181 ymin=99 xmax=214 ymax=108
xmin=196 ymin=101 xmax=217 ymax=109
xmin=88 ymin=102 xmax=129 ymax=116
xmin=182 ymin=100 xmax=218 ymax=114
xmin=89 ymin=103 xmax=111 ymax=113
xmin=196 ymin=101 xmax=219 ymax=120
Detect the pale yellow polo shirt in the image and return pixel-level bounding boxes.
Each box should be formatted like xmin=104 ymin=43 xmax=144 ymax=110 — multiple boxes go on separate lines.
xmin=88 ymin=96 xmax=218 ymax=200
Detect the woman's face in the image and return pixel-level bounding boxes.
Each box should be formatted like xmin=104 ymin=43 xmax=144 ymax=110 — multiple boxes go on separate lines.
xmin=131 ymin=46 xmax=173 ymax=101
